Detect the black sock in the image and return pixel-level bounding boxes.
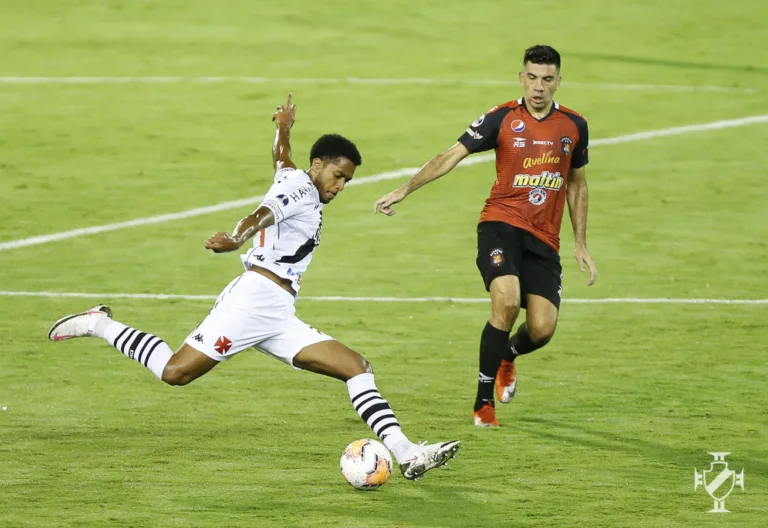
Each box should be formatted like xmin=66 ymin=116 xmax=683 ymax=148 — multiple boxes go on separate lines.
xmin=474 ymin=322 xmax=510 ymax=411
xmin=507 ymin=322 xmax=546 ymax=360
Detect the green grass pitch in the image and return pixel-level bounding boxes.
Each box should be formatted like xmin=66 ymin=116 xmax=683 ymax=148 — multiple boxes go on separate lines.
xmin=1 ymin=1 xmax=767 ymax=526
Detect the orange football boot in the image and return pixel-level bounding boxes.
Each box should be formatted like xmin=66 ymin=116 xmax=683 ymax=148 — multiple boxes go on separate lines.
xmin=472 ymin=402 xmax=500 ymax=427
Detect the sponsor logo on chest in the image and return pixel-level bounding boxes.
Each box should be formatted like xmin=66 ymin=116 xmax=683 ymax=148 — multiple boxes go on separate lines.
xmin=522 ymin=150 xmax=560 ymax=169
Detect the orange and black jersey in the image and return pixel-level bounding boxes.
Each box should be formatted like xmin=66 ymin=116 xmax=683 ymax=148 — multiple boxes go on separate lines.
xmin=458 ymin=98 xmax=588 ymax=252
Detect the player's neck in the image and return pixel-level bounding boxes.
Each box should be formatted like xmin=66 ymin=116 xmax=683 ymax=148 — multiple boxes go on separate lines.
xmin=306 ymin=167 xmax=320 ymax=189
xmin=523 ymin=97 xmax=553 ymax=120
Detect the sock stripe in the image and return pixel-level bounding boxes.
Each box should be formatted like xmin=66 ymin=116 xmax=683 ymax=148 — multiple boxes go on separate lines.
xmin=350 ymin=389 xmax=378 ymax=406
xmin=127 ymin=332 xmax=147 ymax=360
xmin=142 ymin=338 xmax=163 ymax=367
xmin=370 ymin=412 xmax=397 ymax=432
xmin=355 ymin=394 xmax=384 ymax=412
xmin=118 ymin=329 xmax=139 ymax=353
xmin=373 ymin=418 xmax=400 ymax=436
xmin=112 ymin=327 xmax=130 ymax=348
xmin=136 ymin=335 xmax=158 ymax=365
xmin=376 ymin=422 xmax=399 ymax=437
xmin=361 ymin=402 xmax=390 ymax=423
xmin=346 ymin=374 xmax=411 ymax=459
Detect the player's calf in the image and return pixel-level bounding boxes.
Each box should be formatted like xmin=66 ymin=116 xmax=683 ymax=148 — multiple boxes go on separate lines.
xmin=508 ymin=321 xmax=555 ymax=359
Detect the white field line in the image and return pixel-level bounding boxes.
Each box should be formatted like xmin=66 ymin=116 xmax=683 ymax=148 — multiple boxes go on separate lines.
xmin=2 ymin=113 xmax=767 ymax=252
xmin=0 ymin=291 xmax=766 ymax=304
xmin=0 ymin=77 xmax=755 ymax=93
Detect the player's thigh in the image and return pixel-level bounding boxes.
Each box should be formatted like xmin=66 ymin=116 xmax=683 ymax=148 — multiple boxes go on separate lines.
xmin=520 ymin=234 xmax=562 ymax=312
xmin=257 ymin=317 xmax=368 ymax=381
xmin=183 ymin=271 xmax=296 ymax=361
xmin=489 ymin=275 xmax=522 ymax=322
xmin=476 ymin=221 xmax=523 ymax=293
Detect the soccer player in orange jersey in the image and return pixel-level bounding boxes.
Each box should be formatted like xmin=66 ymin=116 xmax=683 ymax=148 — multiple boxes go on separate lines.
xmin=374 ymin=45 xmax=598 ymax=427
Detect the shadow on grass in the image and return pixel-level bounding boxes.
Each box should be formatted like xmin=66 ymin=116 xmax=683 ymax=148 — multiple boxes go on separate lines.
xmin=515 ymin=416 xmax=768 ymax=475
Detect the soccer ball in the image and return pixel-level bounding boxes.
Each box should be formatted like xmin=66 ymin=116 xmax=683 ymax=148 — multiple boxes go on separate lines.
xmin=340 ymin=439 xmax=393 ymax=490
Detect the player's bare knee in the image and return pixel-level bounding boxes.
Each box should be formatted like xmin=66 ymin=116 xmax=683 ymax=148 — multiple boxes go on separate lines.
xmin=528 ymin=321 xmax=556 ymax=346
xmin=362 ymin=358 xmax=373 ymax=374
xmin=493 ymin=299 xmax=520 ymax=326
xmin=350 ymin=355 xmax=372 ymax=377
xmin=161 ymin=364 xmax=196 ymax=386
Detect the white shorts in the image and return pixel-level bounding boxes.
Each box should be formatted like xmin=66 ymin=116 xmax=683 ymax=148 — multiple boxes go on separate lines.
xmin=184 ymin=271 xmax=333 ymax=368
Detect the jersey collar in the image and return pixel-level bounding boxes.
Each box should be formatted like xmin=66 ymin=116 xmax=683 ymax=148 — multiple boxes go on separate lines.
xmin=520 ymin=97 xmax=558 ymax=122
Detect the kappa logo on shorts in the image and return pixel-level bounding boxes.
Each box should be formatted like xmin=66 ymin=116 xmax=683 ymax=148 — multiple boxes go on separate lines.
xmin=193 ymin=333 xmax=204 ymax=344
xmin=214 ymin=336 xmax=232 ymax=354
xmin=490 ymin=248 xmax=504 ymax=267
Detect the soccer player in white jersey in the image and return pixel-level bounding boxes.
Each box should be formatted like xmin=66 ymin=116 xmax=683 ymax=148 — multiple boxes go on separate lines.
xmin=48 ymin=94 xmax=460 ymax=481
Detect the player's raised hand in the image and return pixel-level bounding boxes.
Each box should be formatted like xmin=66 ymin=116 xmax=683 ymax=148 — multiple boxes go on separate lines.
xmin=373 ymin=188 xmax=408 ymax=216
xmin=205 ymin=232 xmax=242 ymax=253
xmin=272 ymin=92 xmax=296 ymax=128
xmin=575 ymin=245 xmax=598 ymax=286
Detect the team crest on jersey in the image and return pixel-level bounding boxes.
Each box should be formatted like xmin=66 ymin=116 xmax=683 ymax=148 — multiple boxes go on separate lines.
xmin=511 ymin=120 xmax=525 ymax=132
xmin=528 ymin=188 xmax=547 ymax=206
xmin=490 ymin=248 xmax=504 ymax=267
xmin=560 ymin=136 xmax=573 ymax=155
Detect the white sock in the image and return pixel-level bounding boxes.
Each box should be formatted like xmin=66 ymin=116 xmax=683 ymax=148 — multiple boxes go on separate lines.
xmin=93 ymin=318 xmax=173 ymax=380
xmin=346 ymin=373 xmax=415 ymax=464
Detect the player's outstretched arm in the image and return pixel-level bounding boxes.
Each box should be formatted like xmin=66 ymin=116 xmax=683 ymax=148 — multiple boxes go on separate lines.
xmin=272 ymin=92 xmax=297 ymax=172
xmin=373 ymin=142 xmax=470 ymax=216
xmin=205 ymin=206 xmax=276 ymax=253
xmin=567 ymin=166 xmax=597 ymax=285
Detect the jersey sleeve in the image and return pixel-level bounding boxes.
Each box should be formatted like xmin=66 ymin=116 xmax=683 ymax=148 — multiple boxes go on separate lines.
xmin=457 ymin=107 xmax=508 ymax=153
xmin=571 ymin=118 xmax=589 ymax=169
xmin=259 ymin=172 xmax=317 ymax=223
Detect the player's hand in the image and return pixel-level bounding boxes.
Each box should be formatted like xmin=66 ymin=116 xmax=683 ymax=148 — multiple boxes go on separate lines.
xmin=373 ymin=188 xmax=408 ymax=216
xmin=575 ymin=245 xmax=597 ymax=286
xmin=205 ymin=232 xmax=243 ymax=253
xmin=272 ymin=92 xmax=296 ymax=128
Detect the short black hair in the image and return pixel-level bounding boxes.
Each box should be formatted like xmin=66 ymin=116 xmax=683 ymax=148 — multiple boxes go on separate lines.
xmin=309 ymin=134 xmax=362 ymax=166
xmin=523 ymin=45 xmax=561 ymax=69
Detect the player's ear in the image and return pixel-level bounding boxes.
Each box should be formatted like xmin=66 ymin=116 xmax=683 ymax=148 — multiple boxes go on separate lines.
xmin=310 ymin=157 xmax=324 ymax=173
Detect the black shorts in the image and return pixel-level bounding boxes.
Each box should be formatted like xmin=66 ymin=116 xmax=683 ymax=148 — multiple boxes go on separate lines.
xmin=476 ymin=221 xmax=562 ymax=309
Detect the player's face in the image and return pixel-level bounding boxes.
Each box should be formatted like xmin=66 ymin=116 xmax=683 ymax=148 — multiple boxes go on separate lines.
xmin=310 ymin=157 xmax=357 ymax=204
xmin=519 ymin=62 xmax=561 ymax=111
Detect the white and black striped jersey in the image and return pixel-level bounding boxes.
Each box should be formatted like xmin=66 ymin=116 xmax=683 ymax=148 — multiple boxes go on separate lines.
xmin=240 ymin=168 xmax=322 ymax=294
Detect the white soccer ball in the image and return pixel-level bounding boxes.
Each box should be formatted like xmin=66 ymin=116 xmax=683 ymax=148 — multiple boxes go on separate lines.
xmin=340 ymin=438 xmax=393 ymax=490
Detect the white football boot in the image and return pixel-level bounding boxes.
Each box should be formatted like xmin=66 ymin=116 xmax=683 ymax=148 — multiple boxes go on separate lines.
xmin=399 ymin=440 xmax=461 ymax=481
xmin=48 ymin=305 xmax=113 ymax=341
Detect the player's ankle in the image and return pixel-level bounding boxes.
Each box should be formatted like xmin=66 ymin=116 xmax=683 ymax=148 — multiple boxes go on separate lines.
xmin=391 ymin=438 xmax=417 ymax=464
